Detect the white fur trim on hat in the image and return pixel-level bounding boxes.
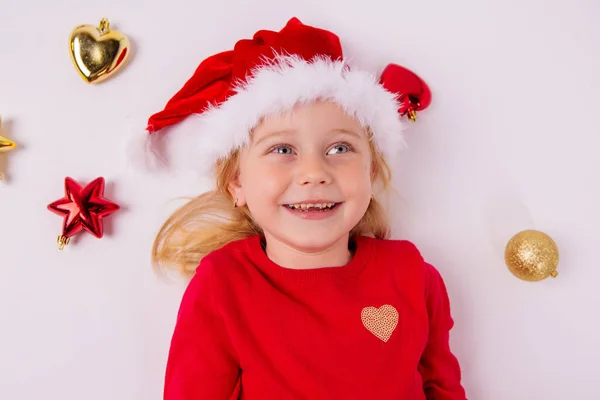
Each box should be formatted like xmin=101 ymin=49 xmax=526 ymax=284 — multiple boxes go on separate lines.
xmin=131 ymin=54 xmax=406 ymax=176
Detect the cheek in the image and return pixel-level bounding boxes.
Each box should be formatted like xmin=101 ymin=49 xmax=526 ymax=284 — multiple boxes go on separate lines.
xmin=338 ymin=160 xmax=372 ymax=194
xmin=242 ymin=161 xmax=289 ymax=200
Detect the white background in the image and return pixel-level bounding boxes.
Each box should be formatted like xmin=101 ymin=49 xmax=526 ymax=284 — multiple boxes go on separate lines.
xmin=1 ymin=0 xmax=599 ymax=399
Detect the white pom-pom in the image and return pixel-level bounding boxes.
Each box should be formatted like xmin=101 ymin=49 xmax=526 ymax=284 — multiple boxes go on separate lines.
xmin=125 ymin=127 xmax=168 ymax=173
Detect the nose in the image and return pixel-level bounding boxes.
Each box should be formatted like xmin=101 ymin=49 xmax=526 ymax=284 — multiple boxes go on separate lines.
xmin=295 ymin=153 xmax=333 ymax=186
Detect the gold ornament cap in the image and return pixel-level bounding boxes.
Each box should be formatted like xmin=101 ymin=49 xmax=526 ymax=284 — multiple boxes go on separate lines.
xmin=504 ymin=229 xmax=559 ymax=282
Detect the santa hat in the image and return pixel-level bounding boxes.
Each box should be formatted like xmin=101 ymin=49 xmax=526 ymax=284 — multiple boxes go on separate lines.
xmin=128 ymin=17 xmax=431 ymax=175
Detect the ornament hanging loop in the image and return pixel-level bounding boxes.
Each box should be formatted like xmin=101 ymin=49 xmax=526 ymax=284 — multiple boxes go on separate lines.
xmin=408 ymin=109 xmax=417 ymax=122
xmin=57 ymin=235 xmax=70 ymax=250
xmin=98 ymin=18 xmax=110 ymax=35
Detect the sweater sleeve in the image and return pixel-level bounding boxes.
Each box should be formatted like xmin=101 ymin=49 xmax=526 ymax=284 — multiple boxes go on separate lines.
xmin=164 ymin=261 xmax=241 ymax=400
xmin=418 ymin=263 xmax=467 ymax=400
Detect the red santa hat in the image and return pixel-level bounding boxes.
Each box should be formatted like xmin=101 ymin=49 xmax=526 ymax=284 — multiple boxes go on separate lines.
xmin=129 ymin=17 xmax=431 ymax=175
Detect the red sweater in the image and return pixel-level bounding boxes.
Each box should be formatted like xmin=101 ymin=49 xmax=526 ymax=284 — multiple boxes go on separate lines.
xmin=164 ymin=235 xmax=467 ymax=399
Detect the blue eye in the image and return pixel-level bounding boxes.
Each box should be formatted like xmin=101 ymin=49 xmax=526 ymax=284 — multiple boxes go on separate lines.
xmin=270 ymin=145 xmax=295 ymax=155
xmin=327 ymin=143 xmax=352 ymax=155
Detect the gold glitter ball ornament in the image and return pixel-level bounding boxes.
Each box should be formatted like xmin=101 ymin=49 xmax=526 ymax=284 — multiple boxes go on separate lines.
xmin=504 ymin=230 xmax=559 ymax=282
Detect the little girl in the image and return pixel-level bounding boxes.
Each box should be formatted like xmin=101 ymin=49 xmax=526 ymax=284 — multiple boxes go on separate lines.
xmin=138 ymin=17 xmax=467 ymax=400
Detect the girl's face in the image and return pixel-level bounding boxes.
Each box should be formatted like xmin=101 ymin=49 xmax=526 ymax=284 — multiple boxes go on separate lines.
xmin=230 ymin=100 xmax=373 ymax=254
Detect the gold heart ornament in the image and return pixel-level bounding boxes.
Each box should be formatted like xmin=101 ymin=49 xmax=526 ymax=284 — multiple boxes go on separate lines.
xmin=69 ymin=18 xmax=130 ymax=84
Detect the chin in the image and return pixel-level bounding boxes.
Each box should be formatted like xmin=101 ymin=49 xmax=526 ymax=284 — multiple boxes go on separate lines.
xmin=256 ymin=203 xmax=366 ymax=252
xmin=275 ymin=227 xmax=351 ymax=253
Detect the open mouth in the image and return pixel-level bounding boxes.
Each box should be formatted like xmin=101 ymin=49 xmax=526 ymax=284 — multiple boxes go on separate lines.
xmin=283 ymin=202 xmax=340 ymax=212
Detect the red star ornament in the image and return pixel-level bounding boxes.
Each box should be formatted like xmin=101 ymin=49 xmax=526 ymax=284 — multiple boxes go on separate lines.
xmin=47 ymin=176 xmax=120 ymax=249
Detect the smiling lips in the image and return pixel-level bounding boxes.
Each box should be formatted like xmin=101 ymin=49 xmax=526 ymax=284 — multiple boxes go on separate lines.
xmin=282 ymin=200 xmax=342 ymax=218
xmin=285 ymin=202 xmax=337 ymax=211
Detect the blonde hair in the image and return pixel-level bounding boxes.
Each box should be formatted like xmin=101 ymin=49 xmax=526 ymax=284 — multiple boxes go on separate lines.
xmin=152 ymin=134 xmax=394 ymax=278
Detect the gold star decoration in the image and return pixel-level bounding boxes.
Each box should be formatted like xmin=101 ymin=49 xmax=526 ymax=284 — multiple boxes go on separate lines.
xmin=0 ymin=116 xmax=16 ymax=180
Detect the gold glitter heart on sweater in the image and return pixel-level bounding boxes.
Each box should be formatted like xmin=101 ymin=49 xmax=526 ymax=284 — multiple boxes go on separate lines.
xmin=361 ymin=305 xmax=398 ymax=342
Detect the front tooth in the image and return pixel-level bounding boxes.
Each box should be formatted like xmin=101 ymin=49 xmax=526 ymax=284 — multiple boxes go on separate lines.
xmin=301 ymin=204 xmax=309 ymax=209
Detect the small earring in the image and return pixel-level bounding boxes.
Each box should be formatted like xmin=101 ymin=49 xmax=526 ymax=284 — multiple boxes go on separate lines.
xmin=233 ymin=197 xmax=238 ymax=208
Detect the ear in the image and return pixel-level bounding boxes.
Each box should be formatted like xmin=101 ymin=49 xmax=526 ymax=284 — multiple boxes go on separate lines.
xmin=227 ymin=172 xmax=247 ymax=207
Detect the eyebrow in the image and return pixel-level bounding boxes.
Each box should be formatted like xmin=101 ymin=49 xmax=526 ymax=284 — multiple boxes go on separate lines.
xmin=252 ymin=130 xmax=293 ymax=147
xmin=252 ymin=128 xmax=362 ymax=147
